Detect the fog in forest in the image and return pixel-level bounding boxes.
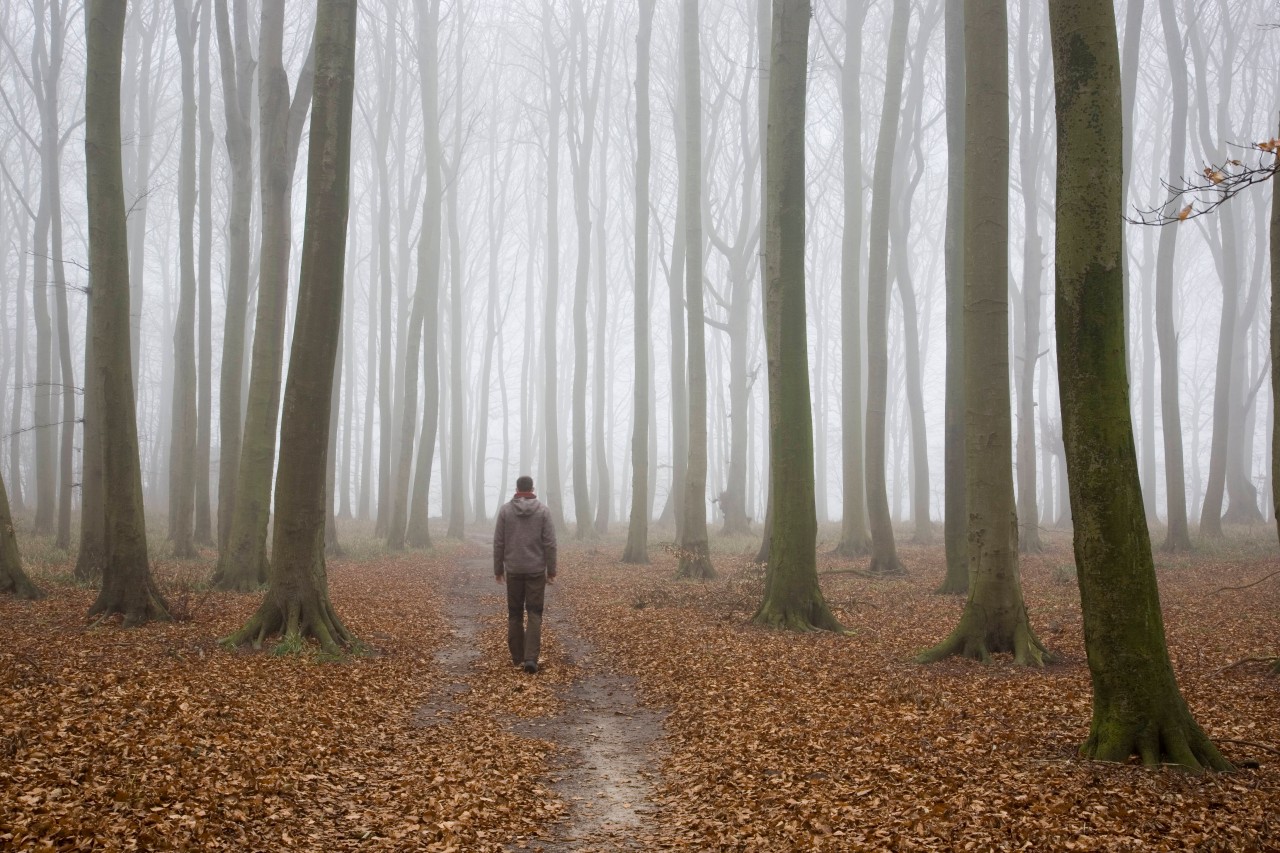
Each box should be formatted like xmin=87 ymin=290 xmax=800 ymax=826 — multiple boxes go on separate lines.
xmin=0 ymin=0 xmax=1276 ymax=557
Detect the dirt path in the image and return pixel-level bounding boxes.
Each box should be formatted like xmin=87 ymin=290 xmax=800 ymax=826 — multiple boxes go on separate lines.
xmin=417 ymin=549 xmax=665 ymax=850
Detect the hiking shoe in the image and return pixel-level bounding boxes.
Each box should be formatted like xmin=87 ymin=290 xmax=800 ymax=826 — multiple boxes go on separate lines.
xmin=522 ymin=661 xmax=538 ymax=674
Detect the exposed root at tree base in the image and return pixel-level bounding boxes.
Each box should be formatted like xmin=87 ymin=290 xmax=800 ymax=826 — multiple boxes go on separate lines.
xmin=1081 ymin=714 xmax=1233 ymax=772
xmin=222 ymin=596 xmax=360 ymax=657
xmin=752 ymin=600 xmax=844 ymax=633
xmin=916 ymin=619 xmax=1052 ymax=667
xmin=830 ymin=537 xmax=871 ymax=559
xmin=868 ymin=556 xmax=906 ymax=578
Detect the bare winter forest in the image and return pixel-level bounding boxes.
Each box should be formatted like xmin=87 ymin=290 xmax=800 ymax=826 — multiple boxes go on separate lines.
xmin=2 ymin=0 xmax=1280 ymax=849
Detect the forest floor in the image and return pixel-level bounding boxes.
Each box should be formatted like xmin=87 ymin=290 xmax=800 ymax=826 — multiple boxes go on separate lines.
xmin=1 ymin=522 xmax=1279 ymax=850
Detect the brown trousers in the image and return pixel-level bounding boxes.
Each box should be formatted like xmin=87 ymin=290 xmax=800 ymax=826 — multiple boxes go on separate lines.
xmin=506 ymin=572 xmax=546 ymax=665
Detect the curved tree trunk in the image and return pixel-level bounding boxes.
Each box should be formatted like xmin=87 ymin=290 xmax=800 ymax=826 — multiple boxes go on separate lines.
xmin=1048 ymin=0 xmax=1228 ymax=770
xmin=1154 ymin=0 xmax=1192 ymax=551
xmin=754 ymin=0 xmax=840 ymax=632
xmin=227 ymin=0 xmax=359 ymax=656
xmin=85 ymin=0 xmax=169 ymax=628
xmin=863 ymin=0 xmax=909 ymax=577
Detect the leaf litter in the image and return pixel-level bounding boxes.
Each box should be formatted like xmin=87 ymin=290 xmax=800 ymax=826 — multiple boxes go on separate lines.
xmin=0 ymin=531 xmax=1276 ymax=851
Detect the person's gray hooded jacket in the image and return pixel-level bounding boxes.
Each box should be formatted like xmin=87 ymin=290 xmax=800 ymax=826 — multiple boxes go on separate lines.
xmin=494 ymin=495 xmax=557 ymax=578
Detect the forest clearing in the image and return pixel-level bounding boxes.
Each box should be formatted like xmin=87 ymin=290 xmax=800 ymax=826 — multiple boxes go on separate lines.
xmin=2 ymin=525 xmax=1277 ymax=851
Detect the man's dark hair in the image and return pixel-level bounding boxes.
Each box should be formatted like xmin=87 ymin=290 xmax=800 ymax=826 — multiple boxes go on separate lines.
xmin=516 ymin=475 xmax=534 ymax=493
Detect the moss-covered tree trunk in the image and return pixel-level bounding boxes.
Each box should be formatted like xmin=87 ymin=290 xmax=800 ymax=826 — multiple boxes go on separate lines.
xmin=85 ymin=0 xmax=169 ymax=628
xmin=753 ymin=0 xmax=841 ymax=633
xmin=215 ymin=5 xmax=315 ymax=590
xmin=676 ymin=0 xmax=714 ymax=581
xmin=0 ymin=470 xmax=40 ymax=600
xmin=226 ymin=0 xmax=359 ymax=656
xmin=835 ymin=0 xmax=870 ymax=559
xmin=863 ymin=0 xmax=909 ymax=578
xmin=168 ymin=0 xmax=199 ymax=560
xmin=622 ymin=0 xmax=655 ymax=565
xmin=919 ymin=0 xmax=1047 ymax=667
xmin=937 ymin=0 xmax=967 ymax=594
xmin=1048 ymin=0 xmax=1229 ymax=770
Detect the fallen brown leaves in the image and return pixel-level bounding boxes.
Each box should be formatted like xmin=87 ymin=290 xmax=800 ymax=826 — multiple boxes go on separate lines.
xmin=2 ymin=531 xmax=1278 ymax=851
xmin=0 ymin=547 xmax=556 ymax=851
xmin=557 ymin=532 xmax=1280 ymax=851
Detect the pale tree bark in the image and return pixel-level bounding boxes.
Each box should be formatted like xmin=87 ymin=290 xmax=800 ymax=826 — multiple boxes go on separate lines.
xmin=753 ymin=0 xmax=840 ymax=632
xmin=541 ymin=0 xmax=568 ymax=532
xmin=592 ymin=83 xmax=613 ymax=536
xmin=168 ymin=0 xmax=199 ymax=558
xmin=85 ymin=0 xmax=169 ymax=627
xmin=1154 ymin=0 xmax=1192 ymax=551
xmin=1274 ymin=114 xmax=1280 ymax=552
xmin=568 ymin=0 xmax=613 ymax=537
xmin=834 ymin=0 xmax=870 ymax=559
xmin=215 ymin=4 xmax=315 ymax=590
xmin=1049 ymin=0 xmax=1228 ymax=770
xmin=444 ymin=12 xmax=469 ymax=541
xmin=919 ymin=0 xmax=1048 ymax=667
xmin=676 ymin=0 xmax=714 ymax=580
xmin=753 ymin=0 xmax=773 ymax=566
xmin=226 ymin=0 xmax=359 ymax=655
xmin=1014 ymin=3 xmax=1045 ymax=553
xmin=214 ymin=0 xmax=257 ymax=554
xmin=863 ymin=0 xmax=909 ymax=577
xmin=195 ymin=0 xmax=214 ymax=544
xmin=372 ymin=2 xmax=398 ymax=539
xmin=7 ymin=177 xmax=28 ymax=516
xmin=622 ymin=0 xmax=655 ymax=565
xmin=405 ymin=0 xmax=443 ymax=550
xmin=938 ymin=0 xmax=967 ymax=592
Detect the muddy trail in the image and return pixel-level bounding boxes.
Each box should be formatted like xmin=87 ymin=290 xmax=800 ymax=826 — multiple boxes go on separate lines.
xmin=416 ymin=545 xmax=666 ymax=850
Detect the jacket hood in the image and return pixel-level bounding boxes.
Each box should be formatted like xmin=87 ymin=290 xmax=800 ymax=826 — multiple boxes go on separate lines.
xmin=512 ymin=495 xmax=542 ymax=517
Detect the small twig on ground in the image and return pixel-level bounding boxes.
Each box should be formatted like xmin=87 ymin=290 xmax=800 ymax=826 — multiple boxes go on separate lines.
xmin=820 ymin=568 xmax=875 ymax=578
xmin=1212 ymin=569 xmax=1280 ymax=595
xmin=1216 ymin=738 xmax=1280 ymax=756
xmin=1216 ymin=655 xmax=1280 ymax=675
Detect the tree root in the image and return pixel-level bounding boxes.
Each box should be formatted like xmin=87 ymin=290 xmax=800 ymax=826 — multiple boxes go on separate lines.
xmin=830 ymin=536 xmax=871 ymax=559
xmin=1081 ymin=712 xmax=1232 ymax=771
xmin=867 ymin=556 xmax=906 ymax=577
xmin=222 ymin=593 xmax=360 ymax=658
xmin=752 ymin=596 xmax=844 ymax=633
xmin=916 ymin=617 xmax=1052 ymax=667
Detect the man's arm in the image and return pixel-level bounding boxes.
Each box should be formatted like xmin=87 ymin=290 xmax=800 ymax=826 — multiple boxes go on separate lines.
xmin=542 ymin=509 xmax=557 ymax=579
xmin=493 ymin=509 xmax=505 ymax=578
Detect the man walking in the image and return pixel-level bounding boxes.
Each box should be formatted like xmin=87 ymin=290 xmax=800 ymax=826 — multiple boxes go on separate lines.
xmin=494 ymin=475 xmax=557 ymax=673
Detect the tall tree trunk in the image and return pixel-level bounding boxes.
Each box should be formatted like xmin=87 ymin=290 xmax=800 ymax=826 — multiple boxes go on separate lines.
xmin=169 ymin=0 xmax=199 ymax=559
xmin=919 ymin=0 xmax=1047 ymax=667
xmin=195 ymin=0 xmax=214 ymax=544
xmin=226 ymin=0 xmax=359 ymax=656
xmin=372 ymin=6 xmax=398 ymax=539
xmin=0 ymin=467 xmax=39 ymax=600
xmin=9 ymin=189 xmax=27 ymax=515
xmin=1048 ymin=0 xmax=1228 ymax=770
xmin=1273 ymin=114 xmax=1280 ymax=551
xmin=445 ymin=95 xmax=467 ymax=541
xmin=1154 ymin=0 xmax=1192 ymax=551
xmin=863 ymin=0 xmax=909 ymax=577
xmin=541 ymin=0 xmax=567 ymax=532
xmin=214 ymin=0 xmax=257 ymax=554
xmin=754 ymin=0 xmax=840 ymax=632
xmin=406 ymin=0 xmax=443 ymax=550
xmin=1014 ymin=2 xmax=1044 ymax=553
xmin=753 ymin=0 xmax=773 ymax=567
xmin=592 ymin=90 xmax=612 ymax=536
xmin=85 ymin=0 xmax=169 ymax=628
xmin=834 ymin=0 xmax=870 ymax=559
xmin=676 ymin=0 xmax=714 ymax=581
xmin=938 ymin=0 xmax=967 ymax=592
xmin=622 ymin=0 xmax=655 ymax=565
xmin=215 ymin=5 xmax=315 ymax=590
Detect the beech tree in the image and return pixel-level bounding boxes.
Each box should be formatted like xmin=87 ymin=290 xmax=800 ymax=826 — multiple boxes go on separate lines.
xmin=753 ymin=0 xmax=841 ymax=633
xmin=0 ymin=469 xmax=39 ymax=600
xmin=919 ymin=0 xmax=1048 ymax=666
xmin=1049 ymin=0 xmax=1228 ymax=770
xmin=226 ymin=0 xmax=358 ymax=655
xmin=622 ymin=0 xmax=655 ymax=565
xmin=84 ymin=0 xmax=169 ymax=627
xmin=215 ymin=3 xmax=315 ymax=590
